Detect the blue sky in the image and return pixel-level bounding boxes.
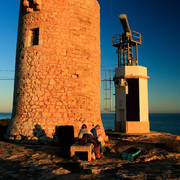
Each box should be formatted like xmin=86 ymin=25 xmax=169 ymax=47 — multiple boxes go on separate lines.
xmin=0 ymin=0 xmax=180 ymax=113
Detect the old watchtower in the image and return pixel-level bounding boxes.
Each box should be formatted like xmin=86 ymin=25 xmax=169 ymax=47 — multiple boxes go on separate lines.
xmin=6 ymin=0 xmax=106 ymax=143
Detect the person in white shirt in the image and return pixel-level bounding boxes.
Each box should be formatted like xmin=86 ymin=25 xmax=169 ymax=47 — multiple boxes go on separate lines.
xmin=78 ymin=124 xmax=92 ymax=138
xmin=78 ymin=124 xmax=94 ymax=145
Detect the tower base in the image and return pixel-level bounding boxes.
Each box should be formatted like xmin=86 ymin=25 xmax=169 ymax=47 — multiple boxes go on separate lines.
xmin=126 ymin=121 xmax=150 ymax=133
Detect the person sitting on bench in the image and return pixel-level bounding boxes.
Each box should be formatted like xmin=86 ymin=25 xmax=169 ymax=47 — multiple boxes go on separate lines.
xmin=78 ymin=124 xmax=94 ymax=145
xmin=78 ymin=124 xmax=102 ymax=159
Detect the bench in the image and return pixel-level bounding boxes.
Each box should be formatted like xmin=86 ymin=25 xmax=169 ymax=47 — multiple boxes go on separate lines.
xmin=70 ymin=142 xmax=94 ymax=161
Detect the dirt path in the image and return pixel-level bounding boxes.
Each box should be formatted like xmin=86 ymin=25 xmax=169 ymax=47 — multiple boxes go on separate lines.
xmin=0 ymin=131 xmax=179 ymax=179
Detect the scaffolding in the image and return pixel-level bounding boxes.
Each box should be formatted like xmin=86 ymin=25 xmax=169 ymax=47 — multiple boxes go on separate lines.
xmin=102 ymin=69 xmax=115 ymax=112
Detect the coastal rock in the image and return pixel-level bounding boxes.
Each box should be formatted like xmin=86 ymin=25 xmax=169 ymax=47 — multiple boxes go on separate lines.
xmin=0 ymin=131 xmax=179 ymax=179
xmin=39 ymin=136 xmax=53 ymax=145
xmin=110 ymin=148 xmax=116 ymax=153
xmin=53 ymin=167 xmax=71 ymax=175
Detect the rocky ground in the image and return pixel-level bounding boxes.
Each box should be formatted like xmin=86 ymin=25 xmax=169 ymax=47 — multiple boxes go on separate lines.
xmin=0 ymin=130 xmax=180 ymax=180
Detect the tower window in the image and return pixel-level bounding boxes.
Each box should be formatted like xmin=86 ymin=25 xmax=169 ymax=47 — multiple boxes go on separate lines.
xmin=28 ymin=28 xmax=39 ymax=46
xmin=29 ymin=0 xmax=34 ymax=8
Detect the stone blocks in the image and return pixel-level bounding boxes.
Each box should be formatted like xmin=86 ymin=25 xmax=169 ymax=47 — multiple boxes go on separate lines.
xmin=7 ymin=0 xmax=106 ymax=143
xmin=70 ymin=143 xmax=94 ymax=161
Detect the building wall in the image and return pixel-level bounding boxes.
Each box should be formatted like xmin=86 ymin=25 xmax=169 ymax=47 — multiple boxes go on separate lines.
xmin=114 ymin=65 xmax=150 ymax=133
xmin=115 ymin=86 xmax=126 ymax=132
xmin=115 ymin=66 xmax=148 ymax=77
xmin=7 ymin=0 xmax=105 ymax=141
xmin=139 ymin=78 xmax=149 ymax=122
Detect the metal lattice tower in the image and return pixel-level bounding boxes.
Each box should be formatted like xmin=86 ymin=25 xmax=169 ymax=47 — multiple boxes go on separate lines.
xmin=102 ymin=69 xmax=115 ymax=112
xmin=112 ymin=14 xmax=142 ymax=67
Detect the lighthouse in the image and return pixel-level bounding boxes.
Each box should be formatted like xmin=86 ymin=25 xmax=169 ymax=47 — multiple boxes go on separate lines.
xmin=113 ymin=14 xmax=150 ymax=133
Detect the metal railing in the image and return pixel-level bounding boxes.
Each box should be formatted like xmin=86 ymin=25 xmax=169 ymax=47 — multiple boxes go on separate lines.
xmin=112 ymin=30 xmax=141 ymax=46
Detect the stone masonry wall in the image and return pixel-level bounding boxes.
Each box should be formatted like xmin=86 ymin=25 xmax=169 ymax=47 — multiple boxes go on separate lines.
xmin=6 ymin=0 xmax=106 ymax=143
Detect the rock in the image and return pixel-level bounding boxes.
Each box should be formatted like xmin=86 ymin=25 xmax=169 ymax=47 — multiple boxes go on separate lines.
xmin=91 ymin=167 xmax=101 ymax=174
xmin=0 ymin=132 xmax=180 ymax=179
xmin=31 ymin=136 xmax=39 ymax=140
xmin=110 ymin=148 xmax=116 ymax=153
xmin=53 ymin=167 xmax=71 ymax=175
xmin=0 ymin=119 xmax=10 ymax=126
xmin=30 ymin=136 xmax=39 ymax=144
xmin=15 ymin=135 xmax=22 ymax=141
xmin=175 ymin=136 xmax=180 ymax=141
xmin=39 ymin=136 xmax=53 ymax=145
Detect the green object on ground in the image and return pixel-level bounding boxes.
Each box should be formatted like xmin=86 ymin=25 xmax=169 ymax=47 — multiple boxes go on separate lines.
xmin=121 ymin=147 xmax=141 ymax=161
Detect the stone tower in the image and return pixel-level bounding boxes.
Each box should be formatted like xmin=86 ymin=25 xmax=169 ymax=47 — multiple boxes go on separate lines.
xmin=6 ymin=0 xmax=106 ymax=142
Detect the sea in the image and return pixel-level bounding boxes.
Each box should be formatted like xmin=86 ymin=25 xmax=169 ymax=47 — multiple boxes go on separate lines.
xmin=0 ymin=113 xmax=179 ymax=136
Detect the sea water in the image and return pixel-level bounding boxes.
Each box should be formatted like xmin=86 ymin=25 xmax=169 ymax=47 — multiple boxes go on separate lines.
xmin=101 ymin=113 xmax=180 ymax=136
xmin=149 ymin=113 xmax=180 ymax=136
xmin=0 ymin=113 xmax=11 ymax=120
xmin=0 ymin=113 xmax=179 ymax=135
xmin=101 ymin=113 xmax=180 ymax=135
